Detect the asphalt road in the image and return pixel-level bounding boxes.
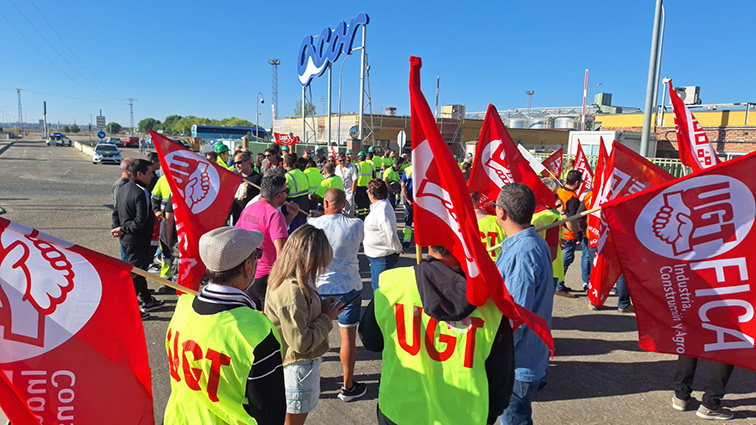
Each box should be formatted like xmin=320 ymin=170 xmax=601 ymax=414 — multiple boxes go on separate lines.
xmin=1 ymin=136 xmax=754 ymax=424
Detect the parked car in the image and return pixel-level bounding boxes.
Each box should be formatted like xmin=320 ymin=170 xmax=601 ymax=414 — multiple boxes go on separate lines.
xmin=104 ymin=137 xmax=122 ymax=147
xmin=123 ymin=136 xmax=139 ymax=148
xmin=92 ymin=143 xmax=122 ymax=164
xmin=46 ymin=133 xmax=71 ymax=146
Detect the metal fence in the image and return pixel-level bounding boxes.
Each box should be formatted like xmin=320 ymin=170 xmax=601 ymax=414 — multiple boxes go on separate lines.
xmin=532 ymin=154 xmax=692 ymax=178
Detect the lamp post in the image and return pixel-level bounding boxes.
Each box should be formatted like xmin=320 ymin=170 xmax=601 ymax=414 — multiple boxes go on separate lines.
xmin=256 ymin=92 xmax=264 ymax=142
xmin=582 ymin=82 xmax=603 ymax=130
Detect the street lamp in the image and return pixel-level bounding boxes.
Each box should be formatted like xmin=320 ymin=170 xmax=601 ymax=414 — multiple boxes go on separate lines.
xmin=581 ymin=80 xmax=603 ymax=130
xmin=256 ymin=92 xmax=264 ymax=141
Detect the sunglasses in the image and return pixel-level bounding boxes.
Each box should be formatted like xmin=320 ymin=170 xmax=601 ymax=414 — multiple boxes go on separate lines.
xmin=254 ymin=248 xmax=263 ymax=260
xmin=234 ymin=159 xmax=250 ymax=165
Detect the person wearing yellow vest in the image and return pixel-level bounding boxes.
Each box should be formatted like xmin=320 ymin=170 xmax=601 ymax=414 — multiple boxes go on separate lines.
xmin=555 ymin=170 xmax=583 ymax=295
xmin=353 ymin=151 xmax=375 ymax=220
xmin=382 ymin=157 xmax=404 ymax=208
xmin=303 ymin=159 xmax=324 ymax=210
xmin=309 ymin=162 xmax=343 ymax=205
xmin=367 ymin=146 xmax=384 ymax=178
xmin=471 ymin=192 xmax=506 ymax=260
xmin=284 ymin=153 xmax=310 ymax=232
xmin=399 ymin=163 xmax=413 ymax=246
xmin=150 ymin=174 xmax=174 ymax=280
xmin=537 ymin=177 xmax=567 ymax=297
xmin=359 ymin=245 xmax=514 ymax=425
xmin=214 ymin=142 xmax=234 ymax=171
xmin=164 ymin=226 xmax=285 ymax=425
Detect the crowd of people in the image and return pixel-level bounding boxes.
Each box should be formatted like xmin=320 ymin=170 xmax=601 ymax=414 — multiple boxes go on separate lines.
xmin=109 ymin=140 xmax=737 ymax=424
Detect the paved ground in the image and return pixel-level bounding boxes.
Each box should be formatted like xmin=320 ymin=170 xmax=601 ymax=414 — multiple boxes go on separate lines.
xmin=1 ymin=137 xmax=754 ymax=424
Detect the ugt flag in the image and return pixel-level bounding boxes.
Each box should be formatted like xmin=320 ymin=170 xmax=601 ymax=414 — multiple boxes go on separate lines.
xmin=541 ymin=148 xmax=563 ymax=180
xmin=151 ymin=130 xmax=242 ymax=292
xmin=0 ymin=218 xmax=154 ymax=424
xmin=409 ymin=56 xmax=553 ymax=351
xmin=668 ymin=79 xmax=720 ymax=171
xmin=574 ymin=140 xmax=593 ymax=197
xmin=468 ymin=104 xmax=555 ymax=214
xmin=588 ymin=143 xmax=674 ymax=307
xmin=585 ymin=138 xmax=609 ymax=248
xmin=273 ymin=132 xmax=300 ymax=146
xmin=602 ymin=151 xmax=756 ymax=371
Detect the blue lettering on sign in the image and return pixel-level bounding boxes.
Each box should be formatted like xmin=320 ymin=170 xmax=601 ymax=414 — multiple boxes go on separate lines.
xmin=297 ymin=12 xmax=370 ymax=87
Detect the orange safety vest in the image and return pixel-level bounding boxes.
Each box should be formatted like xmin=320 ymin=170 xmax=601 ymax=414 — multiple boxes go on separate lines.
xmin=557 ymin=187 xmax=579 ymax=240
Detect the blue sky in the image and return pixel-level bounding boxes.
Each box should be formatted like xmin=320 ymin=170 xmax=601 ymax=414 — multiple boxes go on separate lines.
xmin=1 ymin=0 xmax=754 ymax=128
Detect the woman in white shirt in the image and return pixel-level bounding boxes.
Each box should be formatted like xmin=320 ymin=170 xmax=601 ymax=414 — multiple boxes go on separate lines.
xmin=363 ymin=179 xmax=403 ymax=293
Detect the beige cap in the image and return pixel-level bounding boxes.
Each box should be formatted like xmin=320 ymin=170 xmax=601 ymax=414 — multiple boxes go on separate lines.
xmin=199 ymin=226 xmax=264 ymax=272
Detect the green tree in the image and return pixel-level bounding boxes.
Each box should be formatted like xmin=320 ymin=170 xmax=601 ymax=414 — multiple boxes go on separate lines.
xmin=62 ymin=125 xmax=70 ymax=133
xmin=70 ymin=124 xmax=80 ymax=133
xmin=161 ymin=115 xmax=183 ymax=134
xmin=107 ymin=122 xmax=123 ymax=134
xmin=294 ymin=100 xmax=316 ymax=117
xmin=138 ymin=118 xmax=161 ymax=133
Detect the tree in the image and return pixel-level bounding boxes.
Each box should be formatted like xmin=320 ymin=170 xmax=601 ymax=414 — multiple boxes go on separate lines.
xmin=138 ymin=118 xmax=161 ymax=133
xmin=294 ymin=100 xmax=316 ymax=117
xmin=63 ymin=125 xmax=70 ymax=133
xmin=70 ymin=124 xmax=80 ymax=133
xmin=107 ymin=122 xmax=123 ymax=134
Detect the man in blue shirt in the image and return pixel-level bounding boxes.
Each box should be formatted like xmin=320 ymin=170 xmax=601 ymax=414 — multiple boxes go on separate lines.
xmin=494 ymin=183 xmax=554 ymax=425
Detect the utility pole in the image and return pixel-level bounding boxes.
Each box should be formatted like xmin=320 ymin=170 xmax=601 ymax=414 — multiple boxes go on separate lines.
xmin=640 ymin=0 xmax=664 ymax=157
xmin=269 ymin=59 xmax=280 ymax=120
xmin=125 ymin=98 xmax=137 ymax=136
xmin=16 ymin=88 xmax=23 ymax=135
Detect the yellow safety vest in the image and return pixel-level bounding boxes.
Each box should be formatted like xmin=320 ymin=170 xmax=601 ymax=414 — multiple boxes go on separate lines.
xmin=356 ymin=161 xmax=373 ymax=187
xmin=303 ymin=167 xmax=324 ymax=193
xmin=374 ymin=267 xmax=502 ymax=425
xmin=285 ymin=169 xmax=309 ymax=198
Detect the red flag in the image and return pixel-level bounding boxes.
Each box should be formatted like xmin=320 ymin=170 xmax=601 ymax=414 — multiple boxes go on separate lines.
xmin=586 ymin=138 xmax=609 ymax=247
xmin=668 ymin=80 xmax=720 ymax=171
xmin=0 ymin=218 xmax=154 ymax=424
xmin=588 ymin=143 xmax=675 ymax=306
xmin=602 ymin=151 xmax=756 ymax=371
xmin=468 ymin=104 xmax=555 ymax=214
xmin=541 ymin=148 xmax=563 ymax=180
xmin=409 ymin=57 xmax=553 ymax=351
xmin=574 ymin=140 xmax=594 ymax=197
xmin=273 ymin=132 xmax=300 ymax=146
xmin=151 ymin=130 xmax=243 ymax=292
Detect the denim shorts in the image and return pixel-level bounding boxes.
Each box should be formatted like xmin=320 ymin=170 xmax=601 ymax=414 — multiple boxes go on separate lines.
xmin=283 ymin=357 xmax=322 ymax=414
xmin=321 ymin=289 xmax=362 ymax=327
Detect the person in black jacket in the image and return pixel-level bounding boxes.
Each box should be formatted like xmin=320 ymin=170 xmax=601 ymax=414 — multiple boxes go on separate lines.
xmin=111 ymin=159 xmax=164 ymax=319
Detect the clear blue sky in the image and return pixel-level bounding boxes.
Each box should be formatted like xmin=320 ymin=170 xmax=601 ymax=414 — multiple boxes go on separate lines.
xmin=1 ymin=0 xmax=754 ymax=128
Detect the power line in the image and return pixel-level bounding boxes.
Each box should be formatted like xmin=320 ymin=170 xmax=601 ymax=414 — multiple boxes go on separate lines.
xmin=5 ymin=0 xmax=117 ymax=101
xmin=27 ymin=0 xmax=120 ymax=100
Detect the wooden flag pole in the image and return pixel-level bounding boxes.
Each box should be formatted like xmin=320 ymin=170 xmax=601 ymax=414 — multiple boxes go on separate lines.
xmin=415 ymin=243 xmax=423 ymax=265
xmin=486 ymin=205 xmax=603 ymax=253
xmin=131 ymin=267 xmax=200 ymax=296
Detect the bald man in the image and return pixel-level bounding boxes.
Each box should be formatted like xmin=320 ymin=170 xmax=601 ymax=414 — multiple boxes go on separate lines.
xmin=307 ymin=189 xmax=368 ymax=401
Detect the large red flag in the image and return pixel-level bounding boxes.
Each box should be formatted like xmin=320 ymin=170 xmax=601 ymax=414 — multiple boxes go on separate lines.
xmin=409 ymin=57 xmax=552 ymax=351
xmin=273 ymin=132 xmax=300 ymax=146
xmin=541 ymin=148 xmax=563 ymax=180
xmin=668 ymin=80 xmax=720 ymax=171
xmin=468 ymin=104 xmax=555 ymax=214
xmin=0 ymin=218 xmax=154 ymax=424
xmin=151 ymin=130 xmax=243 ymax=292
xmin=574 ymin=140 xmax=594 ymax=197
xmin=585 ymin=138 xmax=609 ymax=247
xmin=602 ymin=151 xmax=756 ymax=371
xmin=588 ymin=144 xmax=675 ymax=306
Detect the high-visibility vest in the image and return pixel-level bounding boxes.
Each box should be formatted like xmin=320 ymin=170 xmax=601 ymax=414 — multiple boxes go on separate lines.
xmin=383 ymin=166 xmax=401 ymax=183
xmin=556 ymin=187 xmax=579 ymax=240
xmin=356 ymin=161 xmax=373 ymax=187
xmin=164 ymin=295 xmax=281 ymax=425
xmin=374 ymin=266 xmax=502 ymax=425
xmin=532 ymin=208 xmax=564 ymax=283
xmin=304 ymin=167 xmax=324 ymax=193
xmin=285 ymin=169 xmax=309 ymax=198
xmin=216 ymin=157 xmax=233 ymax=171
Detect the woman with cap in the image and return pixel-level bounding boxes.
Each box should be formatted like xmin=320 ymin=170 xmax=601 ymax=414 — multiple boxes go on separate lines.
xmin=265 ymin=224 xmax=345 ymax=425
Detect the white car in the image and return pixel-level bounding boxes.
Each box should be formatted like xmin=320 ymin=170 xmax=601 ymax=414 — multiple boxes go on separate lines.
xmin=93 ymin=143 xmax=122 ymax=164
xmin=46 ymin=133 xmax=72 ymax=146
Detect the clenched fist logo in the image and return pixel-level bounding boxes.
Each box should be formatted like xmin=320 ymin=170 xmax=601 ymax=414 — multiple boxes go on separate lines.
xmin=166 ymin=151 xmax=221 ymax=214
xmin=652 ymin=191 xmax=693 ymax=256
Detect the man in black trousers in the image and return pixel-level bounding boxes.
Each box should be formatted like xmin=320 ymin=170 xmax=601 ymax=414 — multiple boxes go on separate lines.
xmin=111 ymin=158 xmax=164 ymax=319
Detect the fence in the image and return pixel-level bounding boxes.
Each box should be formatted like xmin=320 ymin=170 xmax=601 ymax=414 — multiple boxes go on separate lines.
xmin=532 ymin=154 xmax=692 ymax=178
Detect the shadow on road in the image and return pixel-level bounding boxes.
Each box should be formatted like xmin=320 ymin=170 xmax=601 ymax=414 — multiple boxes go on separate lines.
xmin=552 ymin=313 xmax=638 ymax=333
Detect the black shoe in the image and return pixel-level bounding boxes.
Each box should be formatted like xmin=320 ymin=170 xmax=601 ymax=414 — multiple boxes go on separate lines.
xmin=338 ymin=381 xmax=367 ymax=402
xmin=140 ymin=311 xmax=151 ymax=320
xmin=156 ymin=286 xmax=176 ymax=295
xmin=555 ymin=290 xmax=576 ymax=298
xmin=141 ymin=298 xmax=165 ymax=312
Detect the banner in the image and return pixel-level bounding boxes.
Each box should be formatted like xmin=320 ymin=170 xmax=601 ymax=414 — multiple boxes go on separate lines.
xmin=541 ymin=148 xmax=563 ymax=180
xmin=273 ymin=132 xmax=300 ymax=146
xmin=588 ymin=143 xmax=675 ymax=306
xmin=468 ymin=104 xmax=555 ymax=214
xmin=586 ymin=138 xmax=609 ymax=247
xmin=574 ymin=140 xmax=593 ymax=197
xmin=151 ymin=130 xmax=242 ymax=292
xmin=409 ymin=57 xmax=553 ymax=351
xmin=602 ymin=151 xmax=756 ymax=371
xmin=668 ymin=80 xmax=720 ymax=172
xmin=0 ymin=218 xmax=154 ymax=424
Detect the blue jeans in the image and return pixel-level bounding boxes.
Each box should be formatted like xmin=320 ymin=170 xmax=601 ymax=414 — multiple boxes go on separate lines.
xmin=616 ymin=274 xmax=631 ymax=309
xmin=368 ymin=253 xmax=400 ymax=293
xmin=581 ymin=243 xmax=596 ymax=285
xmin=562 ymin=238 xmax=578 ymax=277
xmin=500 ymin=378 xmax=541 ymax=425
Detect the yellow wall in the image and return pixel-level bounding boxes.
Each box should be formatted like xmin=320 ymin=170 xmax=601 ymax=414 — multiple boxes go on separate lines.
xmin=597 ymin=110 xmax=755 ymax=128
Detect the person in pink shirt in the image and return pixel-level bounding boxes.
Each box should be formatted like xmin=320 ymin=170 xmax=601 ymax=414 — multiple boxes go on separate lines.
xmin=236 ymin=175 xmax=299 ymax=310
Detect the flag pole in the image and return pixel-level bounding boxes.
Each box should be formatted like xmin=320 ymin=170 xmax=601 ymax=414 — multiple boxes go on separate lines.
xmin=486 ymin=205 xmax=602 ymax=252
xmin=415 ymin=243 xmax=422 ymax=264
xmin=131 ymin=267 xmax=200 ymax=295
xmin=243 ymin=176 xmax=312 ymax=218
xmin=544 ymin=168 xmax=566 ymax=188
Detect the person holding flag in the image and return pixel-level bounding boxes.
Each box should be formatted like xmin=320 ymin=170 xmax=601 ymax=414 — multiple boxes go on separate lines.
xmin=556 ymin=170 xmax=584 ymax=295
xmin=473 ymin=192 xmax=506 ymax=259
